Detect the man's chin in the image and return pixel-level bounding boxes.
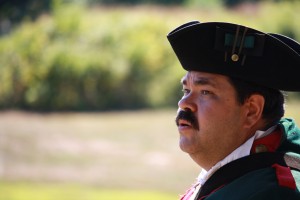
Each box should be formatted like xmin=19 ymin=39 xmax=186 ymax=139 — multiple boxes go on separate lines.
xmin=179 ymin=140 xmax=197 ymax=154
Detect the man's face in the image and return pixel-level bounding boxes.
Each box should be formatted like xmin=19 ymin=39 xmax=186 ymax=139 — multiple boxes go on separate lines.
xmin=176 ymin=71 xmax=249 ymax=169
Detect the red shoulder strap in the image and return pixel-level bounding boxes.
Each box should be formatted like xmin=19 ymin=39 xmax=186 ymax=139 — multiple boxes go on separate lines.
xmin=272 ymin=163 xmax=296 ymax=190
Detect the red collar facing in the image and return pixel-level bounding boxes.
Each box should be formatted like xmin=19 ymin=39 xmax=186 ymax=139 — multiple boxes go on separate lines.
xmin=250 ymin=127 xmax=283 ymax=154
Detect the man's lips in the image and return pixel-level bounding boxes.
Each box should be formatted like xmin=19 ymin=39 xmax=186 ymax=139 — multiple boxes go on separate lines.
xmin=177 ymin=119 xmax=192 ymax=127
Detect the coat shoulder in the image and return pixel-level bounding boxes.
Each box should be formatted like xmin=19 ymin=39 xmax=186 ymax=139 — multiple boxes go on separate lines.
xmin=205 ymin=167 xmax=300 ymax=200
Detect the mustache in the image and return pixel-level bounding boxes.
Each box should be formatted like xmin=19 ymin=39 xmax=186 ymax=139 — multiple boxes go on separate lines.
xmin=175 ymin=109 xmax=199 ymax=130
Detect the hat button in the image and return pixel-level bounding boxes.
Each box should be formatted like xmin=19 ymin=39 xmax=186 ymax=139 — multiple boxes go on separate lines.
xmin=231 ymin=54 xmax=239 ymax=62
xmin=255 ymin=144 xmax=268 ymax=153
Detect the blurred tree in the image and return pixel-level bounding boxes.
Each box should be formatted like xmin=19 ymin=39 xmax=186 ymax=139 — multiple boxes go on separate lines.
xmin=0 ymin=0 xmax=299 ymax=111
xmin=2 ymin=0 xmax=295 ymax=35
xmin=87 ymin=0 xmax=184 ymax=5
xmin=0 ymin=0 xmax=186 ymax=35
xmin=222 ymin=0 xmax=299 ymax=7
xmin=0 ymin=0 xmax=51 ymax=34
xmin=185 ymin=0 xmax=223 ymax=7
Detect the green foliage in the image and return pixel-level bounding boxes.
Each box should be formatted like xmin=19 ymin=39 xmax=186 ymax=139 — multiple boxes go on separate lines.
xmin=88 ymin=0 xmax=184 ymax=4
xmin=0 ymin=2 xmax=299 ymax=111
xmin=184 ymin=0 xmax=224 ymax=8
xmin=0 ymin=0 xmax=51 ymax=22
xmin=0 ymin=4 xmax=184 ymax=111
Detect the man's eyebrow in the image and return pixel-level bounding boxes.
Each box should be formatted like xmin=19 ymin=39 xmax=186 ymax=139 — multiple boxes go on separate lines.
xmin=193 ymin=77 xmax=216 ymax=86
xmin=181 ymin=76 xmax=217 ymax=87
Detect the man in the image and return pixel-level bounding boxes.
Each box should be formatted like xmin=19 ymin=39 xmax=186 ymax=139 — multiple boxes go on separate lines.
xmin=167 ymin=21 xmax=300 ymax=199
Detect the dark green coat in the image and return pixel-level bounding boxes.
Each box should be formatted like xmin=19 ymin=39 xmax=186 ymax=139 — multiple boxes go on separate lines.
xmin=205 ymin=167 xmax=300 ymax=199
xmin=194 ymin=118 xmax=300 ymax=200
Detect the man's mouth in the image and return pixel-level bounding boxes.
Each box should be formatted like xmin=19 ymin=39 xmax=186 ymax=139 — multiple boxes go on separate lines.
xmin=175 ymin=109 xmax=199 ymax=130
xmin=178 ymin=119 xmax=192 ymax=127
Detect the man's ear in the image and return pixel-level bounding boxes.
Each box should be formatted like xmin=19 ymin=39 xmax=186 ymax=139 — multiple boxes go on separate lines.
xmin=243 ymin=94 xmax=265 ymax=129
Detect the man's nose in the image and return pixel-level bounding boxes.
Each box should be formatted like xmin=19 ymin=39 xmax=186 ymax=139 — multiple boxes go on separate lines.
xmin=178 ymin=95 xmax=197 ymax=113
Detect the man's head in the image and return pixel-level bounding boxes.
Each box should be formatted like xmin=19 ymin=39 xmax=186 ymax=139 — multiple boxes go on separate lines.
xmin=168 ymin=21 xmax=300 ymax=169
xmin=175 ymin=71 xmax=279 ymax=170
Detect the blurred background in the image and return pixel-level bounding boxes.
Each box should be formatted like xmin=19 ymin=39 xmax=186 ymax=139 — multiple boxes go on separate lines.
xmin=0 ymin=0 xmax=300 ymax=199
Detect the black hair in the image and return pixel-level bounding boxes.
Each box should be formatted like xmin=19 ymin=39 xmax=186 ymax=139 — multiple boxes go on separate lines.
xmin=228 ymin=77 xmax=285 ymax=129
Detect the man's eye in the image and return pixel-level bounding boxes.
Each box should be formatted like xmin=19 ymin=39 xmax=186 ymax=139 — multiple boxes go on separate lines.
xmin=182 ymin=89 xmax=190 ymax=95
xmin=201 ymin=90 xmax=211 ymax=95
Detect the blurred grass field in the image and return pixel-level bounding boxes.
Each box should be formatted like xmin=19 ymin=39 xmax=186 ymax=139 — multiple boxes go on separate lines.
xmin=0 ymin=109 xmax=198 ymax=200
xmin=0 ymin=100 xmax=299 ymax=200
xmin=0 ymin=182 xmax=178 ymax=200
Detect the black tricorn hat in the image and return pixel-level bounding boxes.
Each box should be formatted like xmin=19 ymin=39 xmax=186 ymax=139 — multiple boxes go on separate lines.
xmin=167 ymin=21 xmax=300 ymax=91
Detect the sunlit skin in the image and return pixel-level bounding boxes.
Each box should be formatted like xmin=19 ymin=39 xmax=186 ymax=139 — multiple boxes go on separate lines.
xmin=177 ymin=71 xmax=266 ymax=170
